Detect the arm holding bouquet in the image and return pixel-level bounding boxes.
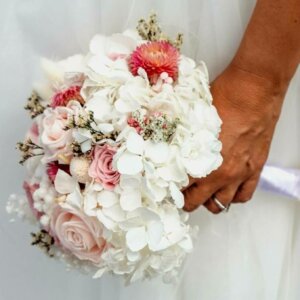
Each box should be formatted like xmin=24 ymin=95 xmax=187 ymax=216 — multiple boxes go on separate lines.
xmin=184 ymin=0 xmax=300 ymax=213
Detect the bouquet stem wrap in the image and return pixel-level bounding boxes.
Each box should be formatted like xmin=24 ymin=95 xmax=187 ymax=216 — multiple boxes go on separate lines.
xmin=259 ymin=164 xmax=300 ymax=200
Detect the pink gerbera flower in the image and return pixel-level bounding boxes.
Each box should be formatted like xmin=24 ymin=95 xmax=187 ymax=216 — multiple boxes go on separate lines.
xmin=129 ymin=41 xmax=179 ymax=84
xmin=51 ymin=85 xmax=84 ymax=108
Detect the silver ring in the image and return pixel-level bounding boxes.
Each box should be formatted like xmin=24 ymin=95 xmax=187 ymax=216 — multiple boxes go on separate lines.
xmin=212 ymin=196 xmax=230 ymax=213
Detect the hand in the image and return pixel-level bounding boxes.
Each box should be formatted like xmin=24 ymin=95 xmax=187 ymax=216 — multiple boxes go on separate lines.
xmin=183 ymin=63 xmax=286 ymax=213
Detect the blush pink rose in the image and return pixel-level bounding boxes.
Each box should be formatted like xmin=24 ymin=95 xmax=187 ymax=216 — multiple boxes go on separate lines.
xmin=23 ymin=181 xmax=42 ymax=219
xmin=88 ymin=145 xmax=120 ymax=190
xmin=50 ymin=204 xmax=106 ymax=264
xmin=41 ymin=107 xmax=72 ymax=156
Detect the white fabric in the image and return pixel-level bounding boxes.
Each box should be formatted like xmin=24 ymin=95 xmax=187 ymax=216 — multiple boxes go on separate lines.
xmin=0 ymin=1 xmax=299 ymax=299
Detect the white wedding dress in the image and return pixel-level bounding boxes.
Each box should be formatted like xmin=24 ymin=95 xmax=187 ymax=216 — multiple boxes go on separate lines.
xmin=0 ymin=1 xmax=299 ymax=299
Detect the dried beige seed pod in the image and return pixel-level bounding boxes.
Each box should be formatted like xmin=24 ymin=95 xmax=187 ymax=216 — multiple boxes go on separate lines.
xmin=69 ymin=157 xmax=91 ymax=183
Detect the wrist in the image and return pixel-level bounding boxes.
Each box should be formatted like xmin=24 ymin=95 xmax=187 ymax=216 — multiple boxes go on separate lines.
xmin=230 ymin=53 xmax=293 ymax=97
xmin=213 ymin=63 xmax=285 ymax=122
xmin=228 ymin=54 xmax=292 ymax=99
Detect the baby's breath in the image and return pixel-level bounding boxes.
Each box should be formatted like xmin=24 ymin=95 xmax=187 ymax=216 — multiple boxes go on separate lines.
xmin=67 ymin=111 xmax=118 ymax=156
xmin=31 ymin=229 xmax=54 ymax=257
xmin=131 ymin=110 xmax=179 ymax=143
xmin=24 ymin=91 xmax=47 ymax=118
xmin=17 ymin=139 xmax=44 ymax=164
xmin=137 ymin=13 xmax=183 ymax=49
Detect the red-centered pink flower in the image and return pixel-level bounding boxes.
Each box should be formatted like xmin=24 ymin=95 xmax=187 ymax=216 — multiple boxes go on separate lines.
xmin=127 ymin=117 xmax=142 ymax=134
xmin=88 ymin=145 xmax=120 ymax=190
xmin=47 ymin=162 xmax=70 ymax=182
xmin=129 ymin=41 xmax=179 ymax=84
xmin=51 ymin=86 xmax=84 ymax=108
xmin=23 ymin=181 xmax=42 ymax=219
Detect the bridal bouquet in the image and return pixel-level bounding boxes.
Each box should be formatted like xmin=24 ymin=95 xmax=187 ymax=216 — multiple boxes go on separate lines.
xmin=7 ymin=14 xmax=222 ymax=283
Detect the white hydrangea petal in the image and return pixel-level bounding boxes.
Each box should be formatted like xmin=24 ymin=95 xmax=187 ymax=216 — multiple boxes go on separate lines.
xmin=97 ymin=190 xmax=119 ymax=208
xmin=93 ymin=267 xmax=107 ymax=279
xmin=106 ymin=33 xmax=137 ymax=55
xmin=73 ymin=128 xmax=92 ymax=143
xmin=54 ymin=170 xmax=77 ymax=194
xmin=122 ymin=29 xmax=141 ymax=40
xmin=120 ymin=189 xmax=142 ymax=211
xmin=86 ymin=182 xmax=103 ymax=192
xmin=115 ymin=98 xmax=140 ymax=113
xmin=183 ymin=153 xmax=222 ymax=178
xmin=87 ymin=54 xmax=111 ymax=74
xmin=116 ymin=126 xmax=132 ymax=142
xmin=119 ymin=217 xmax=142 ymax=230
xmin=103 ymin=204 xmax=126 ymax=222
xmin=89 ymin=34 xmax=106 ymax=54
xmin=119 ymin=174 xmax=141 ymax=189
xmin=126 ymin=227 xmax=147 ymax=251
xmin=127 ymin=250 xmax=141 ymax=262
xmin=81 ymin=139 xmax=92 ymax=153
xmin=178 ymin=235 xmax=193 ymax=252
xmin=147 ymin=221 xmax=164 ymax=251
xmin=157 ymin=162 xmax=187 ymax=183
xmin=144 ymin=141 xmax=170 ymax=164
xmin=85 ymin=91 xmax=112 ymax=122
xmin=179 ymin=55 xmax=196 ymax=76
xmin=130 ymin=207 xmax=160 ymax=223
xmin=117 ymin=152 xmax=143 ymax=175
xmin=169 ymin=182 xmax=184 ymax=208
xmin=143 ymin=160 xmax=156 ymax=176
xmin=94 ymin=123 xmax=114 ymax=134
xmin=144 ymin=179 xmax=167 ymax=202
xmin=126 ymin=131 xmax=145 ymax=155
xmin=96 ymin=210 xmax=117 ymax=231
xmin=66 ymin=189 xmax=82 ymax=208
xmin=162 ymin=211 xmax=186 ymax=245
xmin=83 ymin=193 xmax=98 ymax=216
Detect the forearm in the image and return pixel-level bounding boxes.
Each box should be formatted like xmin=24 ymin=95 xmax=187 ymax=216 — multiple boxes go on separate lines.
xmin=232 ymin=0 xmax=300 ymax=92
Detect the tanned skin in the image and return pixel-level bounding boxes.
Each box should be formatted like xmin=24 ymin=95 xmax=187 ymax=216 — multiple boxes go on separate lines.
xmin=183 ymin=0 xmax=300 ymax=213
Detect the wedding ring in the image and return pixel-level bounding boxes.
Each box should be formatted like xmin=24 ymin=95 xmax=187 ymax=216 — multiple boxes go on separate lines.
xmin=212 ymin=196 xmax=230 ymax=213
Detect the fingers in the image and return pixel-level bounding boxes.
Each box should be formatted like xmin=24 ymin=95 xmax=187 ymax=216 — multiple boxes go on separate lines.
xmin=183 ymin=168 xmax=260 ymax=213
xmin=233 ymin=175 xmax=260 ymax=203
xmin=183 ymin=174 xmax=221 ymax=212
xmin=204 ymin=183 xmax=240 ymax=214
xmin=183 ymin=184 xmax=200 ymax=212
xmin=181 ymin=176 xmax=198 ymax=192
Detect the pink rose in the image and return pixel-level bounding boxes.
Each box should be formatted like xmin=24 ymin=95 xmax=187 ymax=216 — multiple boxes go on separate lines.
xmin=88 ymin=145 xmax=120 ymax=190
xmin=41 ymin=107 xmax=72 ymax=156
xmin=50 ymin=204 xmax=106 ymax=264
xmin=23 ymin=181 xmax=42 ymax=219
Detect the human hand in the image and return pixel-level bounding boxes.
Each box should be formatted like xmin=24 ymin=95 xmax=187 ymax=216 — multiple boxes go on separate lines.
xmin=183 ymin=63 xmax=286 ymax=213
